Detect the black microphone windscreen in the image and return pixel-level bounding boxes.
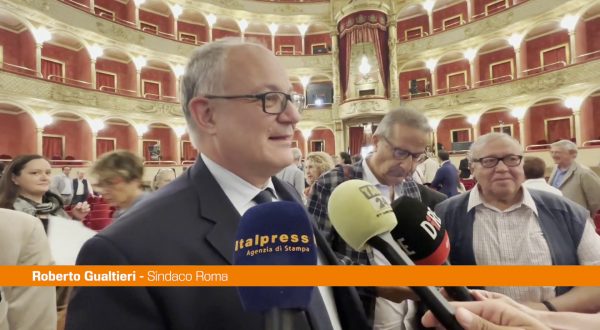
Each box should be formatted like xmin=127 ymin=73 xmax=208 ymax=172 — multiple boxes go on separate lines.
xmin=391 ymin=196 xmax=449 ymax=265
xmin=233 ymin=201 xmax=317 ymax=312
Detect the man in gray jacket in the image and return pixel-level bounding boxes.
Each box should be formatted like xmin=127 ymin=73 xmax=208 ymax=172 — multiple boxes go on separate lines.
xmin=276 ymin=147 xmax=305 ymax=198
xmin=548 ymin=139 xmax=600 ymax=216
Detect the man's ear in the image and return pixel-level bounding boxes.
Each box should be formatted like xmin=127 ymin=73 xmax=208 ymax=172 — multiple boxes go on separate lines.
xmin=372 ymin=134 xmax=380 ymax=152
xmin=188 ymin=97 xmax=217 ymax=135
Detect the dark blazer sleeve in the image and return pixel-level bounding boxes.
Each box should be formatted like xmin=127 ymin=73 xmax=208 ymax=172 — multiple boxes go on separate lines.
xmin=65 ymin=236 xmax=166 ymax=330
xmin=418 ymin=183 xmax=447 ymax=209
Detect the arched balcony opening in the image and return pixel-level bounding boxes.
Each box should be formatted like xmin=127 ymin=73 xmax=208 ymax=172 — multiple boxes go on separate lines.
xmin=244 ymin=22 xmax=271 ymax=50
xmin=0 ymin=10 xmax=37 ymax=77
xmin=578 ymin=2 xmax=600 ymax=62
xmin=526 ymin=98 xmax=572 ymax=148
xmin=212 ymin=17 xmax=241 ymax=41
xmin=580 ymin=89 xmax=600 ymax=144
xmin=142 ymin=123 xmax=176 ymax=162
xmin=44 ymin=112 xmax=93 ymax=162
xmin=140 ymin=59 xmax=177 ymax=102
xmin=293 ymin=129 xmax=307 ymax=158
xmin=472 ymin=0 xmax=514 ymax=21
xmin=431 ymin=0 xmax=468 ymax=34
xmin=180 ymin=132 xmax=198 ymax=163
xmin=479 ymin=107 xmax=520 ymax=141
xmin=396 ymin=5 xmax=429 ymax=43
xmin=308 ymin=127 xmax=336 ymax=155
xmin=42 ymin=30 xmax=92 ymax=89
xmin=399 ymin=60 xmax=430 ymax=99
xmin=93 ymin=0 xmax=136 ymax=26
xmin=138 ymin=0 xmax=174 ymax=39
xmin=96 ymin=118 xmax=137 ymax=157
xmin=0 ymin=103 xmax=36 ymax=158
xmin=306 ymin=75 xmax=333 ymax=109
xmin=274 ymin=24 xmax=303 ymax=56
xmin=305 ymin=23 xmax=331 ymax=55
xmin=176 ymin=9 xmax=207 ymax=45
xmin=436 ymin=51 xmax=470 ymax=94
xmin=437 ymin=114 xmax=472 ymax=152
xmin=476 ymin=38 xmax=515 ymax=87
xmin=95 ymin=47 xmax=136 ymax=97
xmin=522 ymin=21 xmax=570 ymax=76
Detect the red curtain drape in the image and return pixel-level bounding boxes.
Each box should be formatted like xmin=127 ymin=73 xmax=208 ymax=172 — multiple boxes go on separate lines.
xmin=349 ymin=127 xmax=365 ymax=156
xmin=143 ymin=81 xmax=160 ymax=99
xmin=42 ymin=59 xmax=63 ymax=81
xmin=182 ymin=141 xmax=197 ymax=161
xmin=547 ymin=118 xmax=572 ymax=142
xmin=339 ymin=11 xmax=389 ymax=100
xmin=96 ymin=72 xmax=116 ymax=92
xmin=542 ymin=47 xmax=567 ymax=70
xmin=96 ymin=139 xmax=115 ymax=157
xmin=42 ymin=136 xmax=63 ymax=159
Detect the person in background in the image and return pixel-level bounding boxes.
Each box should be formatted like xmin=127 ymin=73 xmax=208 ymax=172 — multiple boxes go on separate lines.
xmin=522 ymin=156 xmax=562 ymax=196
xmin=414 ymin=150 xmax=439 ymax=186
xmin=50 ymin=166 xmax=73 ymax=205
xmin=351 ymin=153 xmax=362 ymax=164
xmin=0 ymin=208 xmax=56 ymax=330
xmin=0 ymin=161 xmax=5 ymax=179
xmin=435 ymin=133 xmax=600 ymax=313
xmin=304 ymin=151 xmax=335 ymax=198
xmin=276 ymin=147 xmax=305 ymax=197
xmin=431 ymin=150 xmax=460 ymax=197
xmin=338 ymin=151 xmax=352 ymax=165
xmin=152 ymin=168 xmax=176 ymax=191
xmin=459 ymin=156 xmax=471 ymax=179
xmin=90 ymin=150 xmax=146 ymax=220
xmin=548 ymin=139 xmax=600 ymax=216
xmin=71 ymin=171 xmax=94 ymax=205
xmin=0 ymin=155 xmax=89 ymax=227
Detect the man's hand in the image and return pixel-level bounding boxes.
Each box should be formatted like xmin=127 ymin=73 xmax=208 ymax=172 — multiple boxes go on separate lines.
xmin=422 ymin=299 xmax=550 ymax=330
xmin=71 ymin=202 xmax=91 ymax=221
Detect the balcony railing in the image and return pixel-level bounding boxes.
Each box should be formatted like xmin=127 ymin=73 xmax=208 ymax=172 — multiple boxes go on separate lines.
xmin=474 ymin=74 xmax=514 ymax=87
xmin=522 ymin=61 xmax=567 ymax=76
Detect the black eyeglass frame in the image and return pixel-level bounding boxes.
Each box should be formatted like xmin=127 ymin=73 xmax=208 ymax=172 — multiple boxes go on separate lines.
xmin=204 ymin=91 xmax=305 ymax=114
xmin=380 ymin=135 xmax=426 ymax=161
xmin=472 ymin=154 xmax=524 ymax=168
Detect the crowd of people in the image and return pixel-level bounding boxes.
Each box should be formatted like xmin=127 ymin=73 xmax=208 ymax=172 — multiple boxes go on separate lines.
xmin=1 ymin=38 xmax=600 ymax=330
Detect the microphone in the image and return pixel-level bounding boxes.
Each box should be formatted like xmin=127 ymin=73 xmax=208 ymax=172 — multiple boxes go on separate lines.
xmin=327 ymin=180 xmax=463 ymax=330
xmin=233 ymin=201 xmax=317 ymax=330
xmin=390 ymin=196 xmax=473 ymax=302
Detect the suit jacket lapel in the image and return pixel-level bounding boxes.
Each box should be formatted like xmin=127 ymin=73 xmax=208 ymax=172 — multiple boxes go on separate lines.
xmin=191 ymin=158 xmax=241 ymax=265
xmin=560 ymin=164 xmax=577 ymax=188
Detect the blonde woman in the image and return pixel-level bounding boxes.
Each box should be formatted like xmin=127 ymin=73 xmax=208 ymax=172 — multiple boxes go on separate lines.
xmin=304 ymin=151 xmax=335 ymax=198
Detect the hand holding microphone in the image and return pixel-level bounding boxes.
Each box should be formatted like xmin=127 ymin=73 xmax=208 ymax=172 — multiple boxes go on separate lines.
xmin=390 ymin=196 xmax=473 ymax=302
xmin=233 ymin=201 xmax=318 ymax=330
xmin=327 ymin=179 xmax=464 ymax=330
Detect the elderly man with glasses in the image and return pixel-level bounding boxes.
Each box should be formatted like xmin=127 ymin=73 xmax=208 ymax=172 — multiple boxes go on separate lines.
xmin=435 ymin=132 xmax=600 ymax=314
xmin=308 ymin=107 xmax=447 ymax=329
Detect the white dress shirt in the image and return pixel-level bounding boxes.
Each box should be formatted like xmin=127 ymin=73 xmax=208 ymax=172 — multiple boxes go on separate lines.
xmin=201 ymin=154 xmax=342 ymax=330
xmin=523 ymin=178 xmax=563 ymax=196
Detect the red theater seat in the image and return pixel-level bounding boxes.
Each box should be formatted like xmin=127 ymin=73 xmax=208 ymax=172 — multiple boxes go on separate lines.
xmin=93 ymin=204 xmax=111 ymax=211
xmin=83 ymin=218 xmax=112 ymax=231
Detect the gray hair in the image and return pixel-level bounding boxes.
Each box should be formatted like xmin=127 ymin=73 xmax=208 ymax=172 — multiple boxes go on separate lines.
xmin=291 ymin=148 xmax=302 ymax=161
xmin=468 ymin=132 xmax=523 ymax=163
xmin=181 ymin=38 xmax=264 ymax=148
xmin=550 ymin=139 xmax=578 ymax=153
xmin=373 ymin=107 xmax=432 ymax=138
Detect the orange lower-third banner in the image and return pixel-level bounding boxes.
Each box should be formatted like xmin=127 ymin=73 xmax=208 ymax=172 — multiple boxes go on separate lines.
xmin=0 ymin=266 xmax=599 ymax=286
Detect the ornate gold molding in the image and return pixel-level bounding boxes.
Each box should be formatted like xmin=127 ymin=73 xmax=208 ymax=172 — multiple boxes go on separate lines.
xmin=338 ymin=98 xmax=391 ymax=119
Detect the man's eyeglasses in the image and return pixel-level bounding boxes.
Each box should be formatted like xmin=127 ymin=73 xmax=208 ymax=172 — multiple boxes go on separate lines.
xmin=204 ymin=91 xmax=305 ymax=114
xmin=381 ymin=136 xmax=425 ymax=162
xmin=472 ymin=155 xmax=523 ymax=168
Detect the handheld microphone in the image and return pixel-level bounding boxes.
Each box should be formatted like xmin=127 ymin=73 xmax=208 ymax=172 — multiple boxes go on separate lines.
xmin=327 ymin=180 xmax=463 ymax=330
xmin=391 ymin=196 xmax=473 ymax=302
xmin=233 ymin=201 xmax=317 ymax=330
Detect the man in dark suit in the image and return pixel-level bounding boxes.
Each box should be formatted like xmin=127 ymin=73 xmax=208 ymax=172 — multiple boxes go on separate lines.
xmin=459 ymin=157 xmax=471 ymax=178
xmin=65 ymin=39 xmax=369 ymax=330
xmin=431 ymin=150 xmax=460 ymax=197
